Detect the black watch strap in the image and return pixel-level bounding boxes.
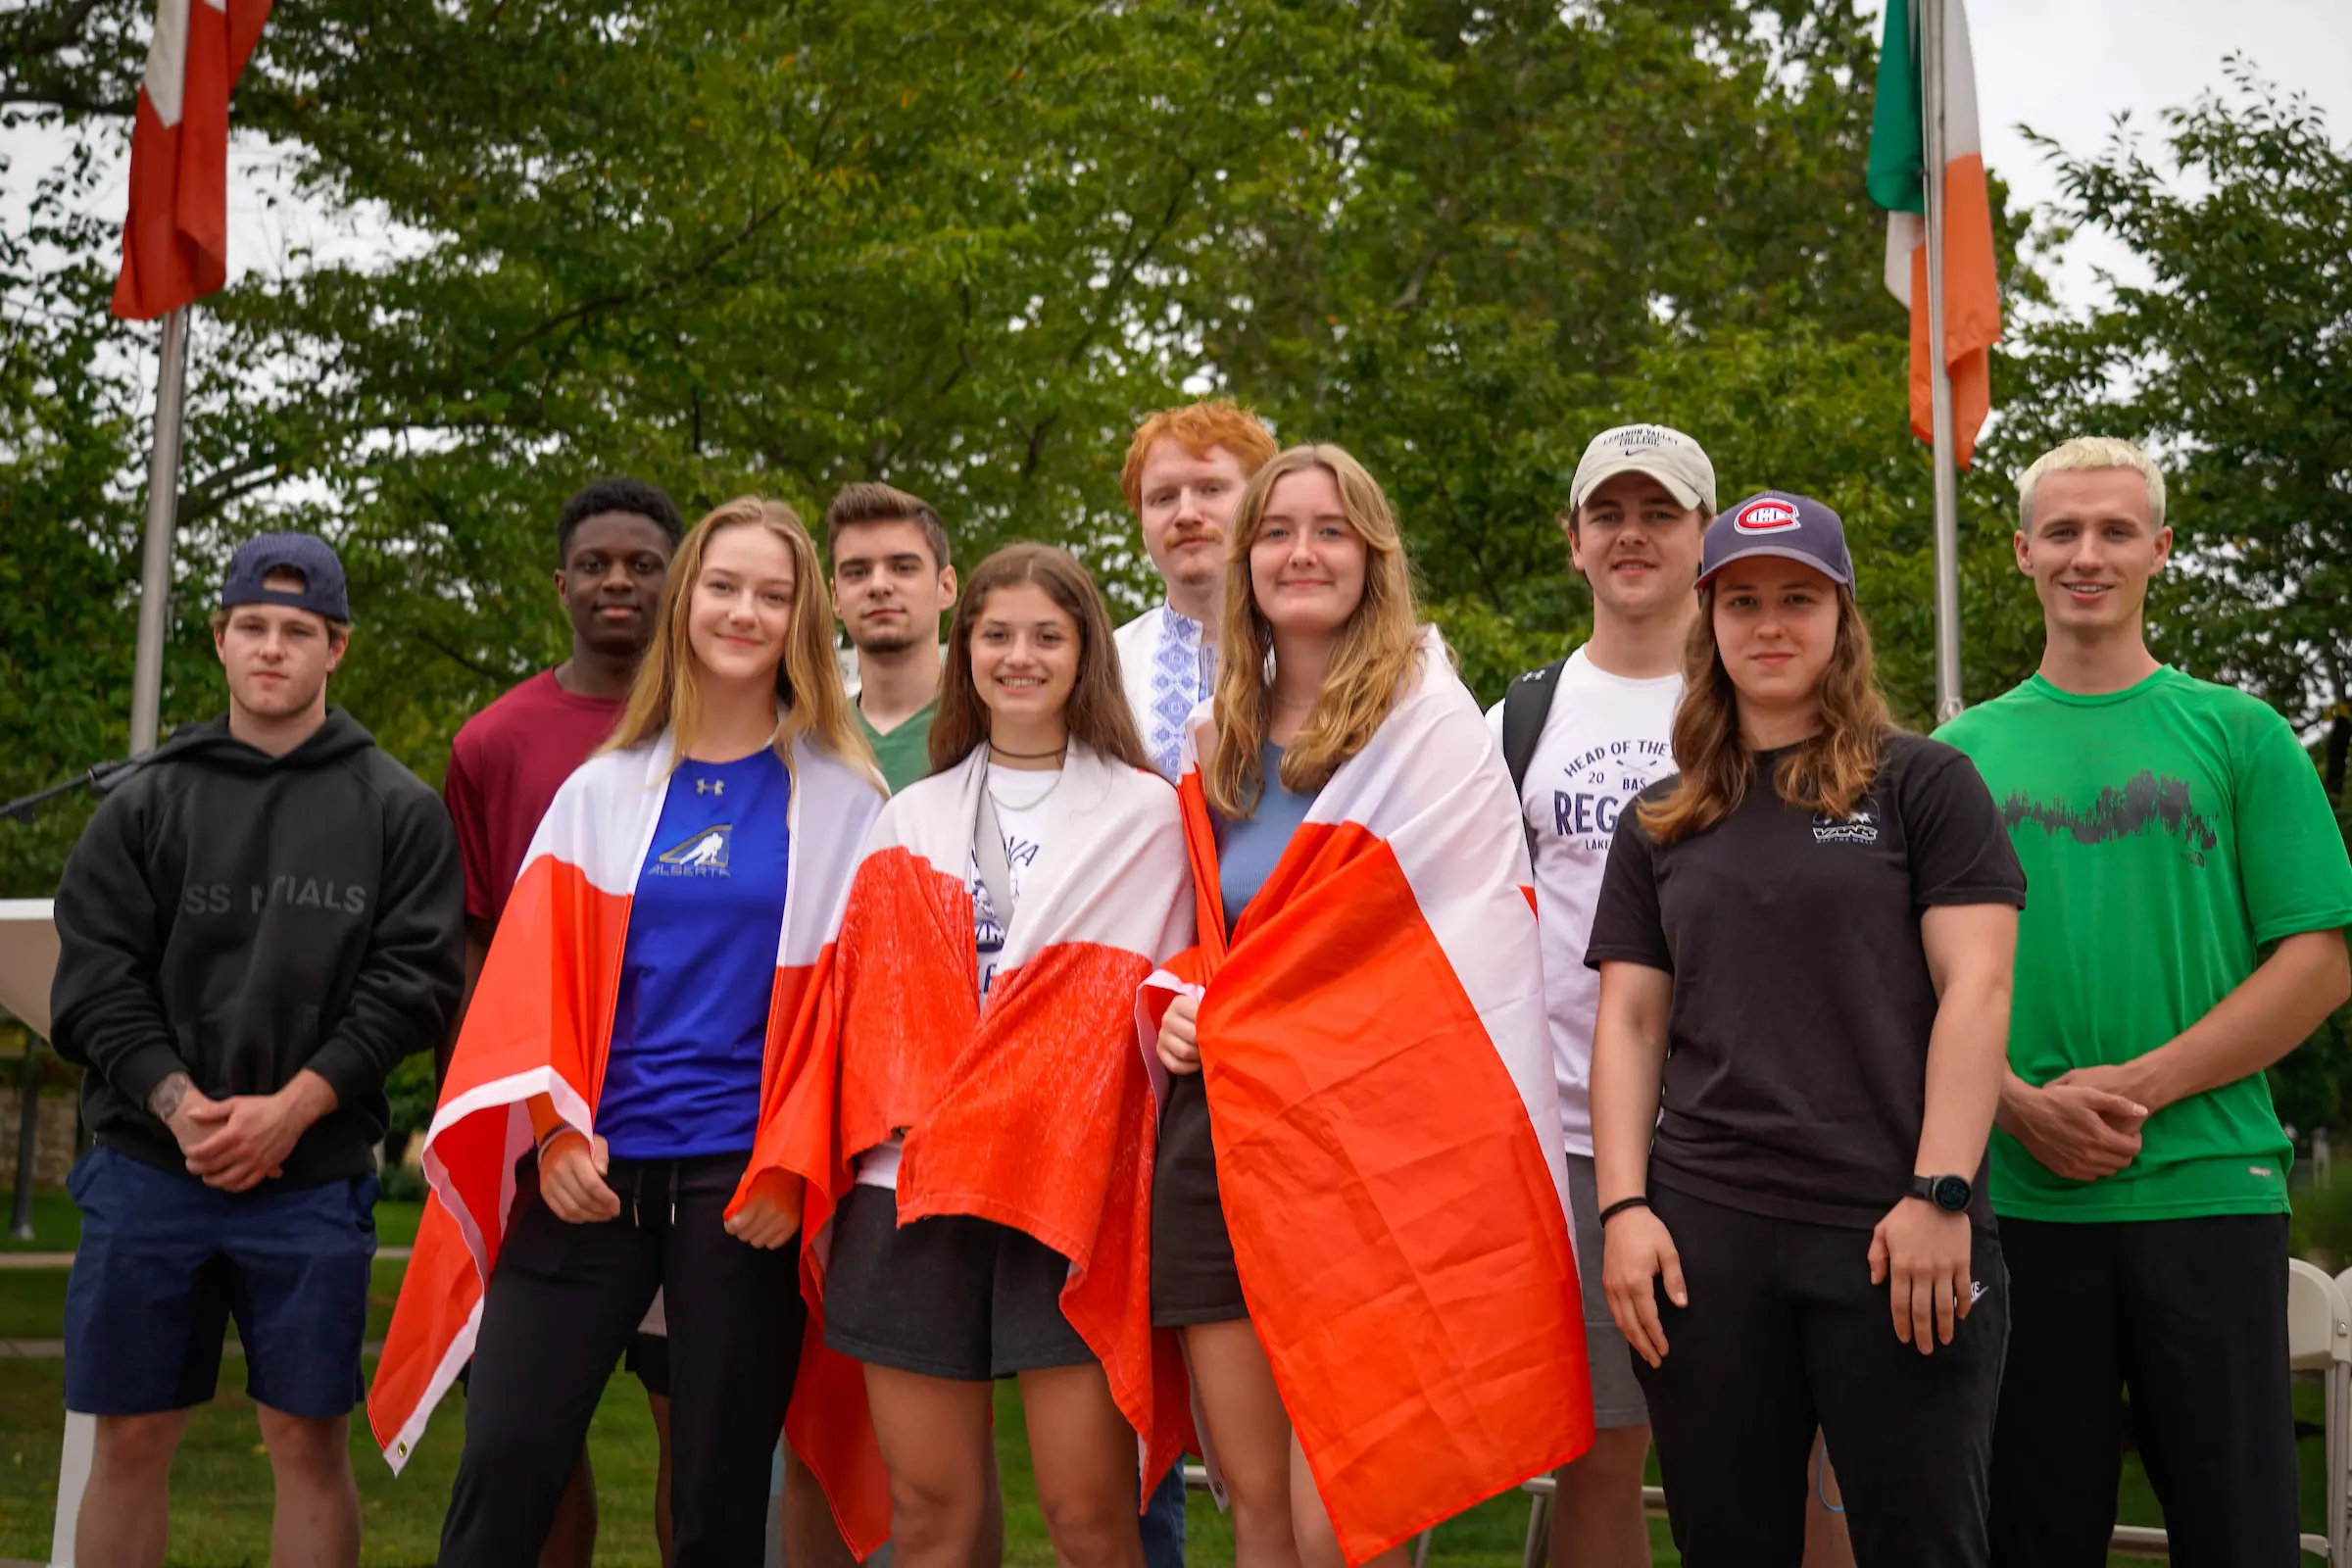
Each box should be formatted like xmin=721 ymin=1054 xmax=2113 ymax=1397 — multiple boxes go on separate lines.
xmin=1911 ymin=1173 xmax=1972 ymax=1213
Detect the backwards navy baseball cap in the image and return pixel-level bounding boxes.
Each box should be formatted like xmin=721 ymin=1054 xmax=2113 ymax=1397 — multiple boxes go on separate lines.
xmin=220 ymin=531 xmax=350 ymax=621
xmin=1698 ymin=491 xmax=1853 ymax=589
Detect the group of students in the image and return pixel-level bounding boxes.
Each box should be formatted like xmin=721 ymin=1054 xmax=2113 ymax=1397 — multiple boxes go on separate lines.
xmin=41 ymin=396 xmax=2352 ymax=1568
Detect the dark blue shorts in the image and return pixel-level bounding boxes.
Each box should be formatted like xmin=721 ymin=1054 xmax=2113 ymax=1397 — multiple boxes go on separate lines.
xmin=65 ymin=1145 xmax=377 ymax=1418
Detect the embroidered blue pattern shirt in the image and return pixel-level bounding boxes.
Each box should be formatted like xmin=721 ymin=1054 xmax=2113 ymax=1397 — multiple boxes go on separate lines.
xmin=1117 ymin=602 xmax=1219 ymax=779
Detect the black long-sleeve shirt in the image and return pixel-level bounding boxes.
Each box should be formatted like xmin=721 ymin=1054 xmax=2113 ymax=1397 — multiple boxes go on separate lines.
xmin=49 ymin=710 xmax=466 ymax=1189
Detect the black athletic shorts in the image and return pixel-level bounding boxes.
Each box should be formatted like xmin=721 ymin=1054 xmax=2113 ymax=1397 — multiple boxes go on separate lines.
xmin=1150 ymin=1071 xmax=1248 ymax=1327
xmin=822 ymin=1182 xmax=1092 ymax=1381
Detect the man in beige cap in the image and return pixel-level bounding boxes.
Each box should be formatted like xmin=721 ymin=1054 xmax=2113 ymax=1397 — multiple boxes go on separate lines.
xmin=1492 ymin=424 xmax=1710 ymax=1568
xmin=1495 ymin=427 xmax=1858 ymax=1567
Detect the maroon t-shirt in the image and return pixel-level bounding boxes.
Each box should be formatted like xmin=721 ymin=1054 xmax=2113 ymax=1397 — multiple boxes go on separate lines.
xmin=444 ymin=669 xmax=625 ymax=928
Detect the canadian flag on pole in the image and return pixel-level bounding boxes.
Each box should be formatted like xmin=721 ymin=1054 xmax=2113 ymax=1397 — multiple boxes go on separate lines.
xmin=111 ymin=0 xmax=272 ymax=321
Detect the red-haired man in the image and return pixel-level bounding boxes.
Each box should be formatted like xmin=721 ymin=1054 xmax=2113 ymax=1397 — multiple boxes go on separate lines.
xmin=1114 ymin=399 xmax=1280 ymax=780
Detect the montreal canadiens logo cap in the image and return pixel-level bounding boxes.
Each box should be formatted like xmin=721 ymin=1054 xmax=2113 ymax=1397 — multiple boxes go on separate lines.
xmin=1732 ymin=496 xmax=1802 ymax=534
xmin=1699 ymin=490 xmax=1853 ymax=587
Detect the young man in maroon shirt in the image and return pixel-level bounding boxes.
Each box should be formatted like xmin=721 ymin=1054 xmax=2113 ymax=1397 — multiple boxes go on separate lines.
xmin=440 ymin=475 xmax=684 ymax=1568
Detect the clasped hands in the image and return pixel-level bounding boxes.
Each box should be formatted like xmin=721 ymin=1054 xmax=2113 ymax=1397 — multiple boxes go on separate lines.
xmin=535 ymin=1129 xmax=803 ymax=1249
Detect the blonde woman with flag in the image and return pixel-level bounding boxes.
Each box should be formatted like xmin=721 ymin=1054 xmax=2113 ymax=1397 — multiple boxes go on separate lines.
xmin=787 ymin=542 xmax=1195 ymax=1568
xmin=369 ymin=498 xmax=890 ymax=1568
xmin=1147 ymin=445 xmax=1593 ymax=1568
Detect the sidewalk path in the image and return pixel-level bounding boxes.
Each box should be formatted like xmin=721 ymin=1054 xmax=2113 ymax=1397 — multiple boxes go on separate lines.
xmin=0 ymin=1338 xmax=387 ymax=1359
xmin=0 ymin=1246 xmax=410 ymax=1270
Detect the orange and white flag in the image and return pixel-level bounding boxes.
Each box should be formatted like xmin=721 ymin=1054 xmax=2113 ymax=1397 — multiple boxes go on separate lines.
xmin=1144 ymin=629 xmax=1592 ymax=1565
xmin=114 ymin=0 xmax=271 ymax=320
xmin=795 ymin=743 xmax=1199 ymax=1506
xmin=367 ymin=734 xmax=889 ymax=1545
xmin=1867 ymin=0 xmax=2000 ymax=468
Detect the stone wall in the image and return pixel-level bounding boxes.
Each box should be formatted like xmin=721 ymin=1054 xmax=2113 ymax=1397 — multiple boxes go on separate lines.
xmin=0 ymin=1088 xmax=79 ymax=1188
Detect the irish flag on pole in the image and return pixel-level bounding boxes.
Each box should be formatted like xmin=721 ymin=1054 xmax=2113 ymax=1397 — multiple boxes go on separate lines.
xmin=112 ymin=0 xmax=272 ymax=321
xmin=1867 ymin=0 xmax=1998 ymax=468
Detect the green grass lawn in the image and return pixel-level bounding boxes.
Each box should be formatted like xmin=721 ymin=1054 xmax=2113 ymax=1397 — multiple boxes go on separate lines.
xmin=0 ymin=1197 xmax=2330 ymax=1565
xmin=0 ymin=1190 xmax=416 ymax=1256
xmin=0 ymin=1188 xmax=80 ymax=1251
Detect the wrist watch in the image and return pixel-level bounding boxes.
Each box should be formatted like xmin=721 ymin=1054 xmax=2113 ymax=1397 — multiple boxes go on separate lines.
xmin=1910 ymin=1173 xmax=1973 ymax=1213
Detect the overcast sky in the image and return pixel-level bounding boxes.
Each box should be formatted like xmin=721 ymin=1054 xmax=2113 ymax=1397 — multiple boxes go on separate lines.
xmin=1867 ymin=0 xmax=2352 ymax=307
xmin=8 ymin=1 xmax=2350 ymax=333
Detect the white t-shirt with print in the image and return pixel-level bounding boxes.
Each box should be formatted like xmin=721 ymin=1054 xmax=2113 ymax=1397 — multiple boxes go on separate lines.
xmin=855 ymin=763 xmax=1063 ymax=1191
xmin=1485 ymin=648 xmax=1682 ymax=1155
xmin=972 ymin=763 xmax=1059 ymax=997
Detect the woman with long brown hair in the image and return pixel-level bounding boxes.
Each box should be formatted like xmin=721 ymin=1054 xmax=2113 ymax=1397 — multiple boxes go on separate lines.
xmin=1146 ymin=445 xmax=1592 ymax=1568
xmin=381 ymin=497 xmax=888 ymax=1568
xmin=797 ymin=543 xmax=1195 ymax=1568
xmin=1586 ymin=492 xmax=2023 ymax=1567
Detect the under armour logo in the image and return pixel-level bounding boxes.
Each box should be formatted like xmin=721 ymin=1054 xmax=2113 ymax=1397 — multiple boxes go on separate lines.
xmin=696 ymin=779 xmax=723 ymax=797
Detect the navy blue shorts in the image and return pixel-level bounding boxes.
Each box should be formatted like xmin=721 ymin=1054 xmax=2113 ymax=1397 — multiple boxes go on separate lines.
xmin=65 ymin=1145 xmax=377 ymax=1418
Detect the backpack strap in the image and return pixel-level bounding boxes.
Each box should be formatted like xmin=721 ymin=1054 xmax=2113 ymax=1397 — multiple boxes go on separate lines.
xmin=1501 ymin=657 xmax=1569 ymax=795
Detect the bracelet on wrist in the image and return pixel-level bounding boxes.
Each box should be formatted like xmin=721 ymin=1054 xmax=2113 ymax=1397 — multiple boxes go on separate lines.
xmin=536 ymin=1124 xmax=580 ymax=1161
xmin=1596 ymin=1196 xmax=1651 ymax=1227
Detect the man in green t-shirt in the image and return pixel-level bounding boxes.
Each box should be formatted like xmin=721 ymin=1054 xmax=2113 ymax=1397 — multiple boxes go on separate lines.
xmin=1938 ymin=436 xmax=2352 ymax=1566
xmin=826 ymin=481 xmax=957 ymax=793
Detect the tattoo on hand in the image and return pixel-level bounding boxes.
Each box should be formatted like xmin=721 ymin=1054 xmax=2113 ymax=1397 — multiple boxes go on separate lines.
xmin=147 ymin=1072 xmax=191 ymax=1121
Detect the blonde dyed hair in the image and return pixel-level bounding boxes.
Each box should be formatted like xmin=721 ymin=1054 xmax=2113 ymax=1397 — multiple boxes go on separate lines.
xmin=1639 ymin=580 xmax=1891 ymax=844
xmin=2017 ymin=437 xmax=2167 ymax=533
xmin=607 ymin=496 xmax=876 ymax=784
xmin=1206 ymin=444 xmax=1424 ymax=817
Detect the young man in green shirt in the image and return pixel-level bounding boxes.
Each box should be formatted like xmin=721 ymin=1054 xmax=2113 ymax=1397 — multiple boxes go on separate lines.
xmin=827 ymin=481 xmax=957 ymax=793
xmin=1938 ymin=436 xmax=2352 ymax=1566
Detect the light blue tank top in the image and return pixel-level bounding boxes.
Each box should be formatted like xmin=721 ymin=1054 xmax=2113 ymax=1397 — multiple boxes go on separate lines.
xmin=1214 ymin=741 xmax=1318 ymax=931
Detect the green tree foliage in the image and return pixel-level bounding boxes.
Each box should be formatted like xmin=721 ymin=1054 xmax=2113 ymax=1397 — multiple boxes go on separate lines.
xmin=16 ymin=0 xmax=2036 ymax=880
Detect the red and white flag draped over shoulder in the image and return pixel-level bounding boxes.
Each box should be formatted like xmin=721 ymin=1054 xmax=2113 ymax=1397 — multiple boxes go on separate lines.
xmin=368 ymin=735 xmax=891 ymax=1548
xmin=114 ymin=0 xmax=272 ymax=320
xmin=788 ymin=743 xmax=1199 ymax=1511
xmin=1142 ymin=628 xmax=1592 ymax=1565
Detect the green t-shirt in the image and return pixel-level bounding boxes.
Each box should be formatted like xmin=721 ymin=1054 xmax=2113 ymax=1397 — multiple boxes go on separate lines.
xmin=858 ymin=699 xmax=937 ymax=795
xmin=1938 ymin=667 xmax=2352 ymax=1223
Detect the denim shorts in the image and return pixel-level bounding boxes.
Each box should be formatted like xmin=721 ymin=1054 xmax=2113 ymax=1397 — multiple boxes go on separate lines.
xmin=64 ymin=1145 xmax=377 ymax=1417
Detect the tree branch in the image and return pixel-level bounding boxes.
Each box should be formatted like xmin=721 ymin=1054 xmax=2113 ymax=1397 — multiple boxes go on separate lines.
xmin=415 ymin=628 xmax=530 ymax=686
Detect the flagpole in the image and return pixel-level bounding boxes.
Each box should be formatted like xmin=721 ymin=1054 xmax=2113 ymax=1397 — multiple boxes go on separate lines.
xmin=1921 ymin=0 xmax=1965 ymax=724
xmin=128 ymin=306 xmax=189 ymax=755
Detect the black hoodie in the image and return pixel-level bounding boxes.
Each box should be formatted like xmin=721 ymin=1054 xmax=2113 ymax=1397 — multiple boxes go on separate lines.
xmin=49 ymin=710 xmax=465 ymax=1190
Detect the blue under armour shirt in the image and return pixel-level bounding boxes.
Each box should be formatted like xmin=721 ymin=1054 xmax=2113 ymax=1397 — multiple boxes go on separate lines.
xmin=1214 ymin=741 xmax=1318 ymax=932
xmin=598 ymin=750 xmax=792 ymax=1159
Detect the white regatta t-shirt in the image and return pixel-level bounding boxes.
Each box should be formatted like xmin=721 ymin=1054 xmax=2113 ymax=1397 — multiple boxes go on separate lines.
xmin=855 ymin=762 xmax=1062 ymax=1191
xmin=1485 ymin=648 xmax=1682 ymax=1155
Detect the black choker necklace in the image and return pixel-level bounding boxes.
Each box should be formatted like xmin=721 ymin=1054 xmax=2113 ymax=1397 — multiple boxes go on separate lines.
xmin=990 ymin=742 xmax=1067 ymax=760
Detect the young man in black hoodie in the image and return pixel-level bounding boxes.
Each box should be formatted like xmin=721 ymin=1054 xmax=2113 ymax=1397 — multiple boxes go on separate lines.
xmin=49 ymin=531 xmax=465 ymax=1568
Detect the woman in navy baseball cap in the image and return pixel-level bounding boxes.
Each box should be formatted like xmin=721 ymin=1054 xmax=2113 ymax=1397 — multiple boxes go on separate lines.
xmin=1581 ymin=491 xmax=2027 ymax=1566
